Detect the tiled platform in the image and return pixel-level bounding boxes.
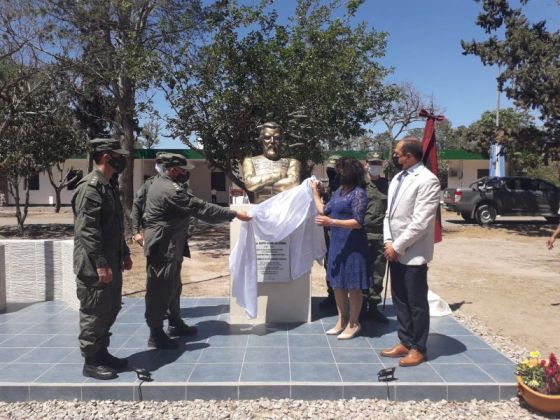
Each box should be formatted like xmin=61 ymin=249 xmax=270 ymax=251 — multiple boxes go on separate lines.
xmin=0 ymin=298 xmax=516 ymax=402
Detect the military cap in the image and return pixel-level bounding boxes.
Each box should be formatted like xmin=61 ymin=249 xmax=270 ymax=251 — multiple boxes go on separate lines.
xmin=155 ymin=151 xmax=172 ymax=163
xmin=366 ymin=152 xmax=384 ymax=163
xmin=161 ymin=153 xmax=195 ymax=170
xmin=90 ymin=138 xmax=129 ymax=155
xmin=326 ymin=154 xmax=341 ymax=169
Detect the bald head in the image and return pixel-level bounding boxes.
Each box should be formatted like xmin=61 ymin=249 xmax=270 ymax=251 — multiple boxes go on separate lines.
xmin=394 ymin=137 xmax=423 ymax=170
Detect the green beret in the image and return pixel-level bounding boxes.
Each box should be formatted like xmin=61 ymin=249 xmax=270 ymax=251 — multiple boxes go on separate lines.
xmin=366 ymin=152 xmax=383 ymax=163
xmin=161 ymin=152 xmax=194 ymax=170
xmin=326 ymin=154 xmax=341 ymax=169
xmin=90 ymin=138 xmax=129 ymax=155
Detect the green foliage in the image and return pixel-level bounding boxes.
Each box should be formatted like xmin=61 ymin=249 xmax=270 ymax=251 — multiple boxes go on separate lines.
xmin=406 ymin=119 xmax=465 ymax=151
xmin=0 ymin=66 xmax=87 ymax=233
xmin=165 ymin=0 xmax=394 ymax=186
xmin=462 ymin=0 xmax=560 ymax=153
xmin=455 ymin=108 xmax=546 ymax=175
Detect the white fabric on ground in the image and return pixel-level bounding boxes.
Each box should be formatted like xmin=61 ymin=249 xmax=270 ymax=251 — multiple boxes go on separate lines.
xmin=428 ymin=290 xmax=452 ymax=316
xmin=230 ymin=179 xmax=326 ymax=318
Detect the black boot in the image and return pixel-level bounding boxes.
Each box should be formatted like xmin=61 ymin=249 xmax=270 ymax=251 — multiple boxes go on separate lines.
xmin=148 ymin=327 xmax=178 ymax=349
xmin=83 ymin=355 xmax=118 ymax=380
xmin=368 ymin=305 xmax=390 ymax=324
xmin=97 ymin=348 xmax=128 ymax=370
xmin=167 ymin=319 xmax=198 ymax=337
xmin=319 ymin=294 xmax=336 ymax=309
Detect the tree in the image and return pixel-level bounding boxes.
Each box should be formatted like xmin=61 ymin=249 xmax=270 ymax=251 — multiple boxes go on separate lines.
xmin=406 ymin=119 xmax=465 ymax=151
xmin=456 ymin=108 xmax=546 ymax=175
xmin=462 ymin=0 xmax=560 ymax=154
xmin=375 ymin=82 xmax=442 ymax=155
xmin=1 ymin=0 xmax=214 ymax=232
xmin=137 ymin=118 xmax=160 ymax=149
xmin=0 ymin=69 xmax=86 ymax=233
xmin=165 ymin=0 xmax=395 ymax=188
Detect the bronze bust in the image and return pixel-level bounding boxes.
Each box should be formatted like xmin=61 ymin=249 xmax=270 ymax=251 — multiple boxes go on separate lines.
xmin=242 ymin=122 xmax=301 ymax=203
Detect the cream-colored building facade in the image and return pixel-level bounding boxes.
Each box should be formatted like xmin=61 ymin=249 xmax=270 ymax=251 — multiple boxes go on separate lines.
xmin=0 ymin=149 xmax=488 ymax=207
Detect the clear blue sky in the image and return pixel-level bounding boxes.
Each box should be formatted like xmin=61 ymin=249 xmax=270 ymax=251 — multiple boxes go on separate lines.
xmin=156 ymin=0 xmax=559 ymax=148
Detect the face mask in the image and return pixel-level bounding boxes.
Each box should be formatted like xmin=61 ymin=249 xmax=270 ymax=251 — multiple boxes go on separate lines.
xmin=368 ymin=165 xmax=382 ymax=177
xmin=392 ymin=155 xmax=403 ymax=170
xmin=109 ymin=155 xmax=127 ymax=174
xmin=175 ymin=171 xmax=190 ymax=184
xmin=155 ymin=163 xmax=165 ymax=175
xmin=326 ymin=168 xmax=337 ymax=179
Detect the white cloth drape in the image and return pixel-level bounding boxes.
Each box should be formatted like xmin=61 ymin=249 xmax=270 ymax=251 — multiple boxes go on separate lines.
xmin=230 ymin=179 xmax=326 ymax=319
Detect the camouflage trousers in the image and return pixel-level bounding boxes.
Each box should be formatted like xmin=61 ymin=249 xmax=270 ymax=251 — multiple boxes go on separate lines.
xmin=145 ymin=257 xmax=183 ymax=328
xmin=76 ymin=266 xmax=122 ymax=358
xmin=363 ymin=239 xmax=387 ymax=305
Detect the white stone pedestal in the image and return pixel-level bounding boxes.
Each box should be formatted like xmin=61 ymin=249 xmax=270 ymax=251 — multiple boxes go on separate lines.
xmin=0 ymin=245 xmax=5 ymax=313
xmin=229 ymin=204 xmax=312 ymax=324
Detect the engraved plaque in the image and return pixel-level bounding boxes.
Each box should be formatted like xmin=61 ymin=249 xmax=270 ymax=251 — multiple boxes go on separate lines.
xmin=255 ymin=234 xmax=291 ymax=283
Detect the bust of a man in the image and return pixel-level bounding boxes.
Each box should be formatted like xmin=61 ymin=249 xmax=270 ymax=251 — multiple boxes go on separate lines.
xmin=242 ymin=122 xmax=301 ymax=203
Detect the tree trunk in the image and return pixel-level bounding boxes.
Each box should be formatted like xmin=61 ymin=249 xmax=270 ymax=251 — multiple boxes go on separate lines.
xmin=54 ymin=187 xmax=62 ymax=213
xmin=7 ymin=175 xmax=29 ymax=236
xmin=116 ymin=74 xmax=136 ymax=237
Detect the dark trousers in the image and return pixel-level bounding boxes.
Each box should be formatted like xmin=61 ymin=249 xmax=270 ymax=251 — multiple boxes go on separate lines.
xmin=145 ymin=257 xmax=183 ymax=329
xmin=77 ymin=267 xmax=122 ymax=358
xmin=389 ymin=261 xmax=429 ymax=353
xmin=364 ymin=239 xmax=386 ymax=305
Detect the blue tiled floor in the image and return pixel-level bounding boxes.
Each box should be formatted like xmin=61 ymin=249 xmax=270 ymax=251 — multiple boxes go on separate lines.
xmin=0 ymin=298 xmax=516 ymax=402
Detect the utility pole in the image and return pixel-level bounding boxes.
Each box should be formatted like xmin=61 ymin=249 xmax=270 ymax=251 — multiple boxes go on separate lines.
xmin=495 ymin=66 xmax=501 ymax=128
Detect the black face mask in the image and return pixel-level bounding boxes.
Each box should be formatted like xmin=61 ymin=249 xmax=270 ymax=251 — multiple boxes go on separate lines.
xmin=175 ymin=171 xmax=190 ymax=184
xmin=109 ymin=155 xmax=127 ymax=174
xmin=392 ymin=155 xmax=403 ymax=170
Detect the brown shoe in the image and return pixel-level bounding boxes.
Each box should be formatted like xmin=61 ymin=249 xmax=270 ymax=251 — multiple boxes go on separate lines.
xmin=380 ymin=343 xmax=409 ymax=358
xmin=399 ymin=349 xmax=425 ymax=367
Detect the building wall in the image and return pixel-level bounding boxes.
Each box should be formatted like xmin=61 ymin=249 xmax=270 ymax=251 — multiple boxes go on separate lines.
xmin=6 ymin=159 xmax=89 ymax=206
xmin=6 ymin=158 xmax=231 ymax=206
xmin=446 ymin=160 xmax=489 ymax=189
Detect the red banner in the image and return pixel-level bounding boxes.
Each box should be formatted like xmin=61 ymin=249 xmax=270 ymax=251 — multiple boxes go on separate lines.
xmin=419 ymin=109 xmax=444 ymax=243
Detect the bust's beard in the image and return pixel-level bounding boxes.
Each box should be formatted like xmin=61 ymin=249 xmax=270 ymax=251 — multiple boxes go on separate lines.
xmin=264 ymin=147 xmax=280 ymax=161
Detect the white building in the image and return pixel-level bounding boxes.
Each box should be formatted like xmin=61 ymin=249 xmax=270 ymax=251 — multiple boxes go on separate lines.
xmin=0 ymin=149 xmax=488 ymax=207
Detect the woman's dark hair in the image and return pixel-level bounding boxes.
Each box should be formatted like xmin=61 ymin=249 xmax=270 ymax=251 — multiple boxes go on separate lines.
xmin=335 ymin=157 xmax=366 ymax=190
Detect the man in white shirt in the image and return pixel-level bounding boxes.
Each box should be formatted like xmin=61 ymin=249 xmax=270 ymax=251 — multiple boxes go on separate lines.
xmin=380 ymin=137 xmax=441 ymax=367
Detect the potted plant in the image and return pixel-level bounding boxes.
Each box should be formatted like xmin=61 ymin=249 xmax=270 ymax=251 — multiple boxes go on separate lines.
xmin=516 ymin=351 xmax=560 ymax=414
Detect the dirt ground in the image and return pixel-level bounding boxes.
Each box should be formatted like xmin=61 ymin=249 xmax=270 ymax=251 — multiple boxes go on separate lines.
xmin=1 ymin=209 xmax=558 ymax=355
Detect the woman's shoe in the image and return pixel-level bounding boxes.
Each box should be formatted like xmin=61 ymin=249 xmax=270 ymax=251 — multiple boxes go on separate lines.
xmin=337 ymin=323 xmax=361 ymax=340
xmin=326 ymin=324 xmax=346 ymax=335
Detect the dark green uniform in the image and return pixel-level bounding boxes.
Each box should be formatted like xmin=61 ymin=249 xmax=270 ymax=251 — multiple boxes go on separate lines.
xmin=131 ymin=174 xmax=193 ymax=258
xmin=143 ymin=175 xmax=236 ymax=328
xmin=363 ymin=177 xmax=389 ymax=306
xmin=131 ymin=175 xmax=157 ymax=236
xmin=72 ymin=169 xmax=130 ymax=357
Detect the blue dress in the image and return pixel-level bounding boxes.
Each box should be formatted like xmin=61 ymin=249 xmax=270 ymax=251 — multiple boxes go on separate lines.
xmin=324 ymin=187 xmax=371 ymax=290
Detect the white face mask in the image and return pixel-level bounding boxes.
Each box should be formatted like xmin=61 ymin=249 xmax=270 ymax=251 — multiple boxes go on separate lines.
xmin=155 ymin=163 xmax=165 ymax=175
xmin=368 ymin=165 xmax=382 ymax=177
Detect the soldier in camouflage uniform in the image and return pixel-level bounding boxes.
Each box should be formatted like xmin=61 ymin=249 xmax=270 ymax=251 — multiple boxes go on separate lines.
xmin=318 ymin=154 xmax=341 ymax=309
xmin=130 ymin=151 xmax=165 ymax=247
xmin=362 ymin=152 xmax=389 ymax=323
xmin=72 ymin=138 xmax=133 ymax=380
xmin=130 ymin=152 xmax=196 ymax=248
xmin=143 ymin=153 xmax=251 ymax=349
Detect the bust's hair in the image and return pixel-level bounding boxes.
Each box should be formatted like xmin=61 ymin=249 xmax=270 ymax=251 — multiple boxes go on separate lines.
xmin=259 ymin=122 xmax=283 ymax=135
xmin=399 ymin=137 xmax=423 ymax=161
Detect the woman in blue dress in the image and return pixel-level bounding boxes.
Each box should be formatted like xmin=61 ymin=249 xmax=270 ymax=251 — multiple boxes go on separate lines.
xmin=311 ymin=157 xmax=370 ymax=339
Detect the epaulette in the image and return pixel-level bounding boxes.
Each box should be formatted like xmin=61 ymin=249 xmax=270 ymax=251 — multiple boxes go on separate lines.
xmin=171 ymin=182 xmax=183 ymax=192
xmin=89 ymin=175 xmax=99 ymax=186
